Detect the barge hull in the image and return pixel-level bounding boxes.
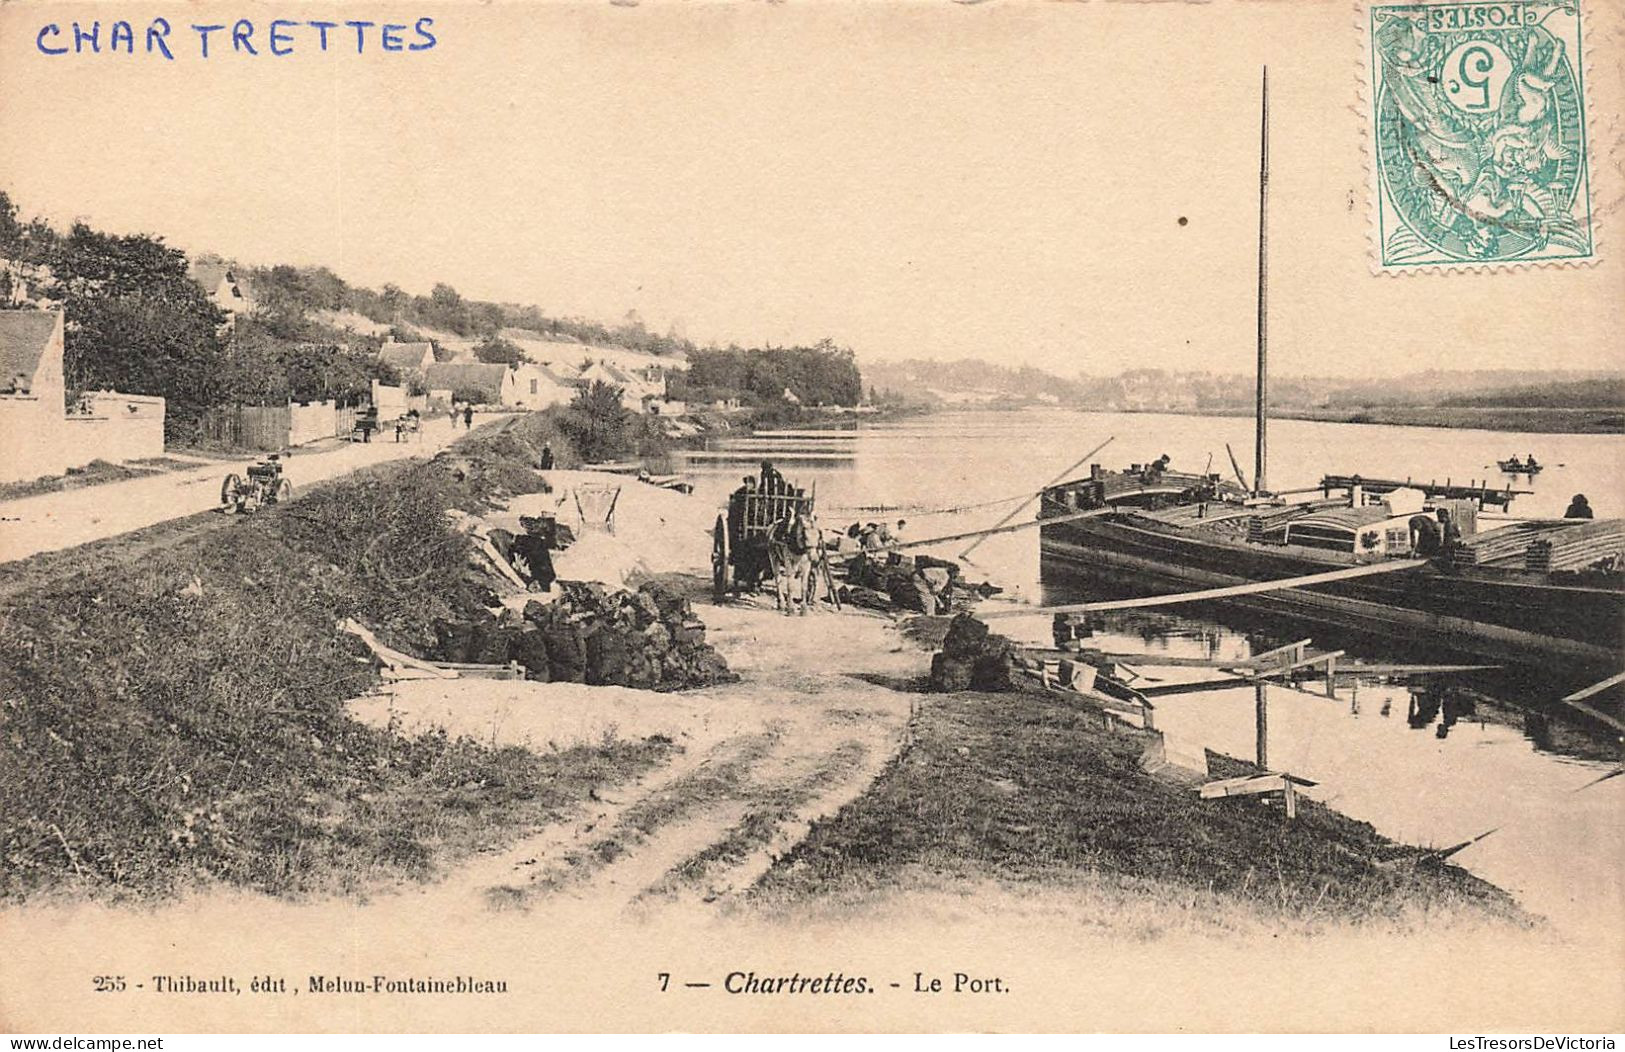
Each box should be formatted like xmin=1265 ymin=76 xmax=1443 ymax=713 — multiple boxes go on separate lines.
xmin=1041 ymin=517 xmax=1622 ymax=677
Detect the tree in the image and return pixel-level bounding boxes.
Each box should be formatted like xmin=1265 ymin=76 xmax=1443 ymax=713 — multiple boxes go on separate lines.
xmin=41 ymin=224 xmax=228 ymax=439
xmin=561 ymin=380 xmax=631 ymax=461
xmin=0 ymin=190 xmax=23 ymax=256
xmin=473 ymin=336 xmax=523 ymax=366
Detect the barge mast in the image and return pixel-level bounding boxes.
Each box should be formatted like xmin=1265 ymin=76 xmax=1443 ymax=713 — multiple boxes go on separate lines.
xmin=1254 ymin=66 xmax=1270 ymax=497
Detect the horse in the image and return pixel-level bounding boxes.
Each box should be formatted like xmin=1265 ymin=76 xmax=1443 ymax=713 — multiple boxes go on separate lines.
xmin=766 ymin=510 xmax=821 ymax=615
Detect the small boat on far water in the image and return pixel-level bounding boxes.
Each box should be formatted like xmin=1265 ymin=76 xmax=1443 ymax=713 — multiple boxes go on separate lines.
xmin=1499 ymin=457 xmax=1545 ymax=476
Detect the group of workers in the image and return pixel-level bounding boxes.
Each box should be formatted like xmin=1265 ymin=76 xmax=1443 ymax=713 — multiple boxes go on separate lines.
xmin=844 ymin=520 xmax=907 ymax=551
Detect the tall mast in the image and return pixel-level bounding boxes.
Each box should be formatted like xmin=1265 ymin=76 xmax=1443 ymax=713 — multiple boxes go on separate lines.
xmin=1254 ymin=66 xmax=1270 ymax=496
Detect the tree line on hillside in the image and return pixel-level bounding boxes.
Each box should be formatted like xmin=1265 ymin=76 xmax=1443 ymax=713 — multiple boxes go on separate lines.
xmin=248 ymin=262 xmax=693 ymax=357
xmin=1 ymin=192 xmax=416 ymax=439
xmin=678 ymin=340 xmax=863 ymax=406
xmin=0 ymin=190 xmax=872 ymax=446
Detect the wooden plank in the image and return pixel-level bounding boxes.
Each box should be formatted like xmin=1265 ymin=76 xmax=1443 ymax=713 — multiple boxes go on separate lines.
xmin=1251 ymin=638 xmax=1313 ymax=665
xmin=1565 ymin=700 xmax=1625 ymax=735
xmin=339 ymin=618 xmax=457 ymax=679
xmin=1139 ymin=678 xmax=1243 ymax=698
xmin=1248 ymin=650 xmax=1346 ymax=679
xmin=1562 ymin=670 xmax=1625 ymax=704
xmin=1198 ymin=771 xmax=1318 ymax=800
xmin=835 ymin=506 xmax=1117 ymax=559
xmin=960 ymin=435 xmax=1115 ymax=558
xmin=982 ymin=559 xmax=1429 ymax=619
xmin=1077 ymin=651 xmax=1497 ymax=676
xmin=477 ymin=537 xmax=529 ymax=589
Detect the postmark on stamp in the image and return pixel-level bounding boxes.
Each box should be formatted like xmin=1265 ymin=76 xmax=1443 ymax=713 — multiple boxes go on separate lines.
xmin=1367 ymin=1 xmax=1594 ymax=270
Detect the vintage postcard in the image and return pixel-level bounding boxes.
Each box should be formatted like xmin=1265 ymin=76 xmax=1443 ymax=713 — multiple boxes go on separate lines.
xmin=1 ymin=0 xmax=1622 ymax=1038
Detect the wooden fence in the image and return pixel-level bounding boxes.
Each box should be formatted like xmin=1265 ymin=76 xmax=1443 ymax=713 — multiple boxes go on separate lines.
xmin=199 ymin=405 xmax=291 ymax=451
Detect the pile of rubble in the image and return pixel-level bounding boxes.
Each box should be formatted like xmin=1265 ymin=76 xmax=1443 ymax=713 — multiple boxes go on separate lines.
xmin=432 ymin=580 xmax=735 ymax=690
xmin=842 ymin=552 xmax=1001 ymax=615
xmin=927 ymin=613 xmax=1026 ymax=692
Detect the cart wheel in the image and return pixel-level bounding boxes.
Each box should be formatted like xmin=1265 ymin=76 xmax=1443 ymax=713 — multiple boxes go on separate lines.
xmin=272 ymin=479 xmax=293 ymax=504
xmin=220 ymin=474 xmax=241 ymax=509
xmin=712 ymin=515 xmax=729 ymax=601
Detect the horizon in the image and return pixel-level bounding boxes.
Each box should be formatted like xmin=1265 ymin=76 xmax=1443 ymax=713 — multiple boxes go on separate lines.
xmin=2 ymin=4 xmax=1620 ymax=381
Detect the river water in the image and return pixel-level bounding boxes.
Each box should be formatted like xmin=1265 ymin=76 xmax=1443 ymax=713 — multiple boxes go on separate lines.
xmin=674 ymin=408 xmax=1625 ymax=938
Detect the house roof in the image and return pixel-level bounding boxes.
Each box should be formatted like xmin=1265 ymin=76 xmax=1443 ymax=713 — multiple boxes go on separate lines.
xmin=379 ymin=342 xmax=434 ymax=371
xmin=580 ymin=360 xmax=633 ymax=385
xmin=423 ymin=362 xmax=510 ymax=392
xmin=189 ymin=261 xmax=232 ymax=293
xmin=0 ymin=310 xmax=61 ymax=391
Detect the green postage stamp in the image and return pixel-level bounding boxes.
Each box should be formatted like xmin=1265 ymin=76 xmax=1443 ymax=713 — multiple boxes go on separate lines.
xmin=1367 ymin=1 xmax=1594 ymax=270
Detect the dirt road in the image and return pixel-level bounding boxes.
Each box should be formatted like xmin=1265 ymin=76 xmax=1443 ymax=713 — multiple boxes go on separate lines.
xmin=0 ymin=416 xmax=469 ymax=566
xmin=351 ymin=594 xmax=922 ymax=920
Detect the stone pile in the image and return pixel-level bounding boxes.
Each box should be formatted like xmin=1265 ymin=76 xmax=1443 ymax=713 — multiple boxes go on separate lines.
xmin=843 ymin=552 xmax=1000 ymax=615
xmin=432 ymin=580 xmax=735 ymax=690
xmin=927 ymin=613 xmax=1024 ymax=693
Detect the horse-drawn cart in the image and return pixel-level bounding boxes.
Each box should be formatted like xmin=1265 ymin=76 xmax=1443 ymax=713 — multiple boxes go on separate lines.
xmin=712 ymin=463 xmax=839 ymax=611
xmin=713 ymin=466 xmax=811 ymax=600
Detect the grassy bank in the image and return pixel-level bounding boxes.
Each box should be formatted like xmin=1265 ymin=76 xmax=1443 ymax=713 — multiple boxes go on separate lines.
xmin=753 ymin=689 xmax=1524 ymax=935
xmin=0 ymin=411 xmax=671 ymax=902
xmin=1149 ymin=405 xmax=1624 ymax=434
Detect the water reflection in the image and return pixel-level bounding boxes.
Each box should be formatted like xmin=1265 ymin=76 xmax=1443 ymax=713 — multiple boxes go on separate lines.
xmin=671 ymin=408 xmax=1624 ymax=935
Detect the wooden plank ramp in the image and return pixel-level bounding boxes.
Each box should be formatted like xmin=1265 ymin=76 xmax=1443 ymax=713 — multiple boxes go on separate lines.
xmin=982 ymin=558 xmax=1429 ymax=619
xmin=834 ymin=506 xmax=1116 ymax=559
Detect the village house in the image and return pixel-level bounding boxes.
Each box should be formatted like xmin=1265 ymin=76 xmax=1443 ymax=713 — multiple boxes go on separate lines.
xmin=422 ymin=362 xmax=515 ymax=407
xmin=571 ymin=358 xmax=660 ymax=411
xmin=0 ymin=309 xmax=165 ymax=484
xmin=377 ymin=339 xmax=435 ymax=379
xmin=509 ymin=362 xmax=575 ymax=409
xmin=188 ymin=261 xmax=253 ymax=319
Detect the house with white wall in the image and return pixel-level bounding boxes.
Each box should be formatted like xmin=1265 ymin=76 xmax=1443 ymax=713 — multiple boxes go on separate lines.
xmin=509 ymin=363 xmax=574 ymax=409
xmin=0 ymin=309 xmax=165 ymax=484
xmin=189 ymin=261 xmax=253 ymax=318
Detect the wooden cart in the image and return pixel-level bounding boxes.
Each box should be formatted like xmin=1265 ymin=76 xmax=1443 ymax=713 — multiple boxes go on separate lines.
xmin=712 ymin=465 xmax=837 ymax=606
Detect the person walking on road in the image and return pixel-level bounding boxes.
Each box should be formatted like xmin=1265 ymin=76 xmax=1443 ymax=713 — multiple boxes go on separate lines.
xmin=463 ymin=405 xmax=474 ymax=430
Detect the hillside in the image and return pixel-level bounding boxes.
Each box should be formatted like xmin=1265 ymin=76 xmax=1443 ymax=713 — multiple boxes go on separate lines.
xmin=860 ymin=354 xmax=1625 ymax=415
xmin=860 ymin=358 xmax=1088 ymax=406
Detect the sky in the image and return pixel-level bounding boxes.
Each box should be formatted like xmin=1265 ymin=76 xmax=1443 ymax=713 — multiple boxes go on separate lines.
xmin=1 ymin=1 xmax=1620 ymax=379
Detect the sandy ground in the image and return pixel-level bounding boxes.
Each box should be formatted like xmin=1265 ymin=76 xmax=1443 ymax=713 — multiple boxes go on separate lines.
xmin=347 ymin=590 xmax=920 ymax=916
xmin=492 ymin=469 xmax=719 ymax=591
xmin=0 ymin=414 xmax=470 ymax=565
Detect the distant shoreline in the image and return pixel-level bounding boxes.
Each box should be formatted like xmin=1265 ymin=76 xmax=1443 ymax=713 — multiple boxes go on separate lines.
xmin=920 ymin=402 xmax=1624 ymax=435
xmin=1147 ymin=404 xmax=1625 ymax=435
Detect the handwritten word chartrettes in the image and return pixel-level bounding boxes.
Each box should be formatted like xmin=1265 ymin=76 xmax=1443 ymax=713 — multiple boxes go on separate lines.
xmin=36 ymin=17 xmax=437 ymax=58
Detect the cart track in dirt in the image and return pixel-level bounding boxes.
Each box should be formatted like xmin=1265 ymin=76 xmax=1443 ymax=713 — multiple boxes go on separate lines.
xmin=381 ymin=599 xmax=924 ymax=921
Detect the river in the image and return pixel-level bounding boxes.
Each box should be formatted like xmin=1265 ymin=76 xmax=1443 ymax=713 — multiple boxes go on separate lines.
xmin=674 ymin=407 xmax=1625 ymax=939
